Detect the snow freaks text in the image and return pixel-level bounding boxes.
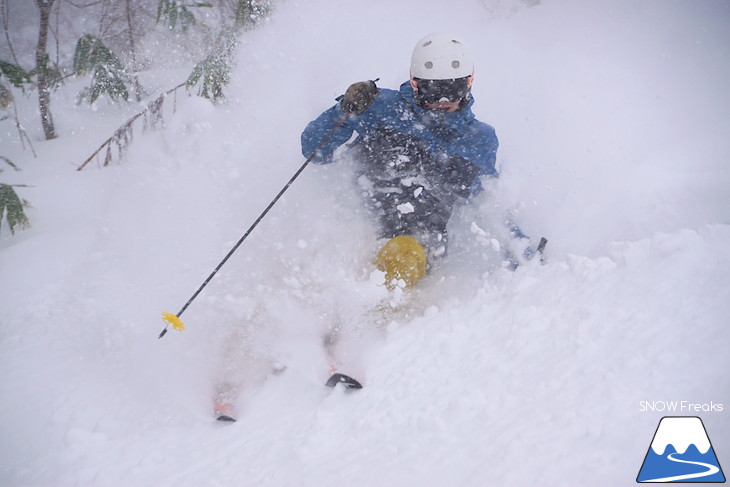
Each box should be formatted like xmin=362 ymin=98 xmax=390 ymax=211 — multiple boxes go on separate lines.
xmin=639 ymin=401 xmax=724 ymax=413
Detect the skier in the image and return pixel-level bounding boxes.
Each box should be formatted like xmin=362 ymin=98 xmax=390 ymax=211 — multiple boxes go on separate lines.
xmin=212 ymin=33 xmax=535 ymax=420
xmin=302 ymin=32 xmax=528 ymax=290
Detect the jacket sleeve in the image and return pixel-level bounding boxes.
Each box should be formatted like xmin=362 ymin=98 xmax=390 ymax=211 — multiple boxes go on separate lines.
xmin=464 ymin=122 xmax=499 ymax=196
xmin=301 ymin=101 xmax=357 ymax=164
xmin=472 ymin=123 xmax=499 ymax=177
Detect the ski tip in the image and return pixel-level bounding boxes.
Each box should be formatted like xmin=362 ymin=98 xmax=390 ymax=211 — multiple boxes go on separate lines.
xmin=325 ymin=373 xmax=363 ymax=390
xmin=213 ymin=400 xmax=236 ymax=422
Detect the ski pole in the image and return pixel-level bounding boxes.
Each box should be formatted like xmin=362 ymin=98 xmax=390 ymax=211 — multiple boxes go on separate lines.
xmin=159 ymin=112 xmax=349 ymax=338
xmin=536 ymin=237 xmax=548 ymax=264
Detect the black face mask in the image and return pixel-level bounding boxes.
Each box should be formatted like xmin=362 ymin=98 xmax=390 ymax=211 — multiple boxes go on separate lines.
xmin=413 ymin=77 xmax=472 ymax=106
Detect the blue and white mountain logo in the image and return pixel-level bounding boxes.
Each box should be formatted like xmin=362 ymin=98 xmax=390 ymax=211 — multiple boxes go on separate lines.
xmin=637 ymin=416 xmax=725 ymax=483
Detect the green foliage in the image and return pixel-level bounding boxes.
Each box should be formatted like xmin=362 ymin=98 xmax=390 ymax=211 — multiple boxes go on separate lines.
xmin=73 ymin=35 xmax=133 ymax=104
xmin=186 ymin=30 xmax=237 ymax=102
xmin=156 ymin=0 xmax=212 ymax=33
xmin=73 ymin=34 xmax=122 ymax=75
xmin=183 ymin=2 xmax=272 ymax=102
xmin=79 ymin=65 xmax=130 ymax=103
xmin=0 ymin=60 xmax=31 ymax=88
xmin=0 ymin=183 xmax=30 ymax=236
xmin=235 ymin=0 xmax=272 ymax=30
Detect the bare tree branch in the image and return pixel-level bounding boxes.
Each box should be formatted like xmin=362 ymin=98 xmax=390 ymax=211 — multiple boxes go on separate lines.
xmin=77 ymin=81 xmax=187 ymax=171
xmin=11 ymin=100 xmax=38 ymax=158
xmin=0 ymin=0 xmax=21 ymax=66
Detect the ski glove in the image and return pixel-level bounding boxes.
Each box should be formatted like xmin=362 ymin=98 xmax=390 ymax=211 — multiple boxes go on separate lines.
xmin=341 ymin=80 xmax=379 ymax=115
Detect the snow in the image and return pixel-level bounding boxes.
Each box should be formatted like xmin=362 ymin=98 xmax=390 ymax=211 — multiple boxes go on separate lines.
xmin=397 ymin=202 xmax=415 ymax=214
xmin=651 ymin=417 xmax=712 ymax=455
xmin=2 ymin=0 xmax=729 ymax=486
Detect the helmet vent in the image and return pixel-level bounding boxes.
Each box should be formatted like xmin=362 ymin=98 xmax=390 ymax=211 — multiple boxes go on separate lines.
xmin=452 ymin=60 xmax=460 ymax=68
xmin=424 ymin=61 xmax=433 ymax=69
xmin=422 ymin=40 xmax=432 ymax=47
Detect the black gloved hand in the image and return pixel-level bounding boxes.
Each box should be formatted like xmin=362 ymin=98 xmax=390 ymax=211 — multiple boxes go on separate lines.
xmin=341 ymin=80 xmax=379 ymax=115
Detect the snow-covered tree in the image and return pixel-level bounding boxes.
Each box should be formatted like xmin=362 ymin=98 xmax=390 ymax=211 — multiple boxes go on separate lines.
xmin=73 ymin=34 xmax=135 ymax=104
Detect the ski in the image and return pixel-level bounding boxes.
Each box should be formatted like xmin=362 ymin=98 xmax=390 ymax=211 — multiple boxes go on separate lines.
xmin=211 ymin=363 xmax=287 ymax=423
xmin=325 ymin=373 xmax=363 ymax=390
xmin=213 ymin=400 xmax=237 ymax=422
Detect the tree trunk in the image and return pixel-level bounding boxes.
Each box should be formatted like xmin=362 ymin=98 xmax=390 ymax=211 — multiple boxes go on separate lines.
xmin=35 ymin=0 xmax=57 ymax=140
xmin=125 ymin=0 xmax=143 ymax=102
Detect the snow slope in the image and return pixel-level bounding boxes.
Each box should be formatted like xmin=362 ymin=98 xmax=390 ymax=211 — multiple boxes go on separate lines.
xmin=1 ymin=1 xmax=729 ymax=486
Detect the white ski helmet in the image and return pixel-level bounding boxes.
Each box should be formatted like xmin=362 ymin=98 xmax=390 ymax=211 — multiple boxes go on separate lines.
xmin=410 ymin=33 xmax=474 ymax=81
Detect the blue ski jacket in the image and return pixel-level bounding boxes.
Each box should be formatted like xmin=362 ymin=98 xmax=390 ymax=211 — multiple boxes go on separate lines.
xmin=300 ymin=81 xmax=503 ymax=259
xmin=301 ymin=81 xmax=499 ymax=195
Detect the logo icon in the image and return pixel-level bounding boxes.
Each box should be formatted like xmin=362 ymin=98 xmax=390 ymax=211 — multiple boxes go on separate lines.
xmin=637 ymin=416 xmax=725 ymax=483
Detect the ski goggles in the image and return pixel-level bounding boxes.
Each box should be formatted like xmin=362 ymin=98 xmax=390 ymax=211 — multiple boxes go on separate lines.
xmin=412 ymin=76 xmax=473 ymax=104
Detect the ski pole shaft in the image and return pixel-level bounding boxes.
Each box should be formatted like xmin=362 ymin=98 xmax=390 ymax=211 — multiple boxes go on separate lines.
xmin=537 ymin=237 xmax=548 ymax=264
xmin=159 ymin=113 xmax=349 ymax=339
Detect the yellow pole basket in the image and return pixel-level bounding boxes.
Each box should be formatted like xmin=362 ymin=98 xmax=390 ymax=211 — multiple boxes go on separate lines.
xmin=161 ymin=312 xmax=185 ymax=336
